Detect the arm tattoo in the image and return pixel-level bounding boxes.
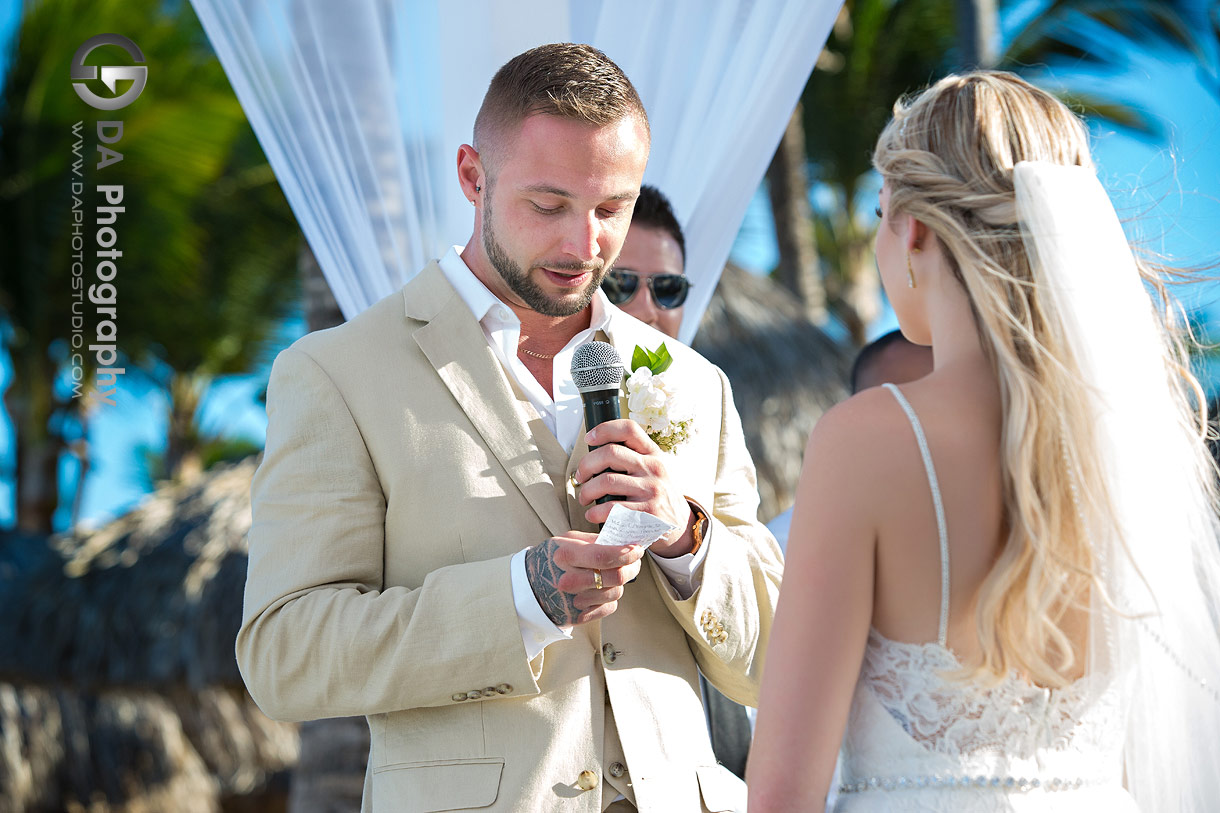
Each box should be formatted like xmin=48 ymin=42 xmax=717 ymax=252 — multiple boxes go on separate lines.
xmin=525 ymin=538 xmax=579 ymax=627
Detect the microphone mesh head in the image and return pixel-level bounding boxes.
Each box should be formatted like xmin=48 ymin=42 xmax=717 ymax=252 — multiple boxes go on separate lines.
xmin=571 ymin=341 xmax=624 ymax=392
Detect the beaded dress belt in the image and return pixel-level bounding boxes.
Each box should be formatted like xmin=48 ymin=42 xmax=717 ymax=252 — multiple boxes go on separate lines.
xmin=839 ymin=775 xmax=1101 ymax=794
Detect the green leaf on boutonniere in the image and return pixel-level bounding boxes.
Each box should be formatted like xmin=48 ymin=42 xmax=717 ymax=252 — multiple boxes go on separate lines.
xmin=653 ymin=343 xmax=673 ymax=374
xmin=631 ymin=342 xmax=674 ymax=375
xmin=631 ymin=345 xmax=651 ymax=373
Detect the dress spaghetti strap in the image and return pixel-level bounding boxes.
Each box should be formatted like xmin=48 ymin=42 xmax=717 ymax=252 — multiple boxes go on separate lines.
xmin=882 ymin=383 xmax=951 ymax=647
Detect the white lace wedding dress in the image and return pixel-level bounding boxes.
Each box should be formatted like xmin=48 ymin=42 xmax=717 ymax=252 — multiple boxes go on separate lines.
xmin=833 ymin=385 xmax=1137 ymax=812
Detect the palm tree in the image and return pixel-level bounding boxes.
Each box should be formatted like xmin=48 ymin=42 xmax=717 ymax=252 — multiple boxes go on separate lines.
xmin=956 ymin=0 xmax=999 ymax=67
xmin=797 ymin=0 xmax=957 ymax=345
xmin=0 ymin=0 xmax=300 ymax=530
xmin=133 ymin=126 xmax=301 ymax=484
xmin=766 ymin=104 xmax=826 ymax=324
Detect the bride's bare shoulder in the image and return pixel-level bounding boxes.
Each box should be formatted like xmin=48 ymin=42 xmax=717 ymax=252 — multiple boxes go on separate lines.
xmin=800 ymin=385 xmax=915 ymax=494
xmin=806 ymin=384 xmax=910 ymax=454
xmin=787 ymin=386 xmax=916 ymax=554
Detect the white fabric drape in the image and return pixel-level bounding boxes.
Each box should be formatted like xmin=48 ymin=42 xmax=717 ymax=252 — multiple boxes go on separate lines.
xmin=187 ymin=0 xmax=842 ymax=343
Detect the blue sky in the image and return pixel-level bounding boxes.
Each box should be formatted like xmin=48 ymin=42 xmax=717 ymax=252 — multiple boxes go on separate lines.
xmin=3 ymin=4 xmax=1220 ymax=530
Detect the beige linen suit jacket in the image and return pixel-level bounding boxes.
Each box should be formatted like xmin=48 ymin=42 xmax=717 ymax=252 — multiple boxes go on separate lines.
xmin=238 ymin=262 xmax=783 ymax=812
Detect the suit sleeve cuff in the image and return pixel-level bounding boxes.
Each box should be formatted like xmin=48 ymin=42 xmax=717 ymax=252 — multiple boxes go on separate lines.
xmin=511 ymin=547 xmax=573 ymax=660
xmin=647 ymin=528 xmax=709 ymax=601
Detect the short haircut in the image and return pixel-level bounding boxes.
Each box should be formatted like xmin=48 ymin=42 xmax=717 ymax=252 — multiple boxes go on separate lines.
xmin=630 ymin=185 xmax=686 ymax=263
xmin=850 ymin=329 xmax=909 ymax=394
xmin=473 ymin=43 xmax=649 ymax=174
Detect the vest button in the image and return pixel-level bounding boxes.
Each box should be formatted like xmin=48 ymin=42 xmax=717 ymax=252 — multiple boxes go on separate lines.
xmin=577 ymin=769 xmax=598 ymax=791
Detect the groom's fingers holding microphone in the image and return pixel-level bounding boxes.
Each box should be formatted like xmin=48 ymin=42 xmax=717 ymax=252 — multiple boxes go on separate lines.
xmin=576 ymin=419 xmax=694 ymax=553
xmin=525 ymin=530 xmax=644 ymax=626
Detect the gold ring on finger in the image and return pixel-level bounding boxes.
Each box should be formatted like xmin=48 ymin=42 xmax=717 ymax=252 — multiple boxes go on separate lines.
xmin=593 ymin=569 xmax=603 ymax=591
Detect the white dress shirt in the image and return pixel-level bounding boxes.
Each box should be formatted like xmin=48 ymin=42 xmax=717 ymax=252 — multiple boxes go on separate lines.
xmin=436 ymin=246 xmax=708 ymax=658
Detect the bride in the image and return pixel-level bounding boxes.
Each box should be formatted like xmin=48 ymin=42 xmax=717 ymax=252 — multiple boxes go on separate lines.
xmin=748 ymin=71 xmax=1220 ymax=812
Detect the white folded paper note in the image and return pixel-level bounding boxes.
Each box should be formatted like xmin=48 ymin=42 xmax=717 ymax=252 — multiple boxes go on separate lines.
xmin=595 ymin=503 xmax=678 ymax=548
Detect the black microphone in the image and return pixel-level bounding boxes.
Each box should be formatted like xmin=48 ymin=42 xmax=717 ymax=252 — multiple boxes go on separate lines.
xmin=571 ymin=341 xmax=625 ymax=505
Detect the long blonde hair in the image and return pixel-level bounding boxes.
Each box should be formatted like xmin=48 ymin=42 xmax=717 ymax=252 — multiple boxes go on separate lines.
xmin=872 ymin=71 xmax=1211 ymax=688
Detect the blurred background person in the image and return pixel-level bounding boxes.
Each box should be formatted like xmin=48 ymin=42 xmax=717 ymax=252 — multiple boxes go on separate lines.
xmin=602 ymin=184 xmax=691 ymax=340
xmin=849 ymin=328 xmax=934 ymax=395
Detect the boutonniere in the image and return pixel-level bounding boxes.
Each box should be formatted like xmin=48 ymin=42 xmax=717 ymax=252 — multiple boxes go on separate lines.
xmin=626 ymin=343 xmax=694 ymax=453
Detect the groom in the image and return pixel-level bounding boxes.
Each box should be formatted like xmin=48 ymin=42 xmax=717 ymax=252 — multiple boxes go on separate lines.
xmin=238 ymin=43 xmax=782 ymax=812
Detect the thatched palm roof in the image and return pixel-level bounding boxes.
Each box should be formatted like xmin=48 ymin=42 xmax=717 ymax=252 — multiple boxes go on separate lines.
xmin=694 ymin=263 xmax=851 ymax=522
xmin=0 ymin=460 xmax=259 ymax=688
xmin=0 ymin=682 xmax=291 ymax=813
xmin=0 ymin=459 xmax=296 ymax=812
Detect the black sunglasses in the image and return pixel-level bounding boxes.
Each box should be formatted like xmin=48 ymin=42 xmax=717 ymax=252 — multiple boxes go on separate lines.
xmin=602 ymin=269 xmax=691 ymax=310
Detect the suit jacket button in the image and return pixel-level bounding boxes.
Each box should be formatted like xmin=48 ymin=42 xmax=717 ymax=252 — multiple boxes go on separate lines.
xmin=495 ymin=683 xmax=513 ymax=694
xmin=465 ymin=690 xmax=482 ymax=701
xmin=451 ymin=693 xmax=466 ymax=702
xmin=577 ymin=770 xmax=598 ymax=791
xmin=481 ymin=687 xmax=497 ymax=697
xmin=601 ymin=643 xmax=618 ymax=665
xmin=609 ymin=761 xmax=626 ymax=778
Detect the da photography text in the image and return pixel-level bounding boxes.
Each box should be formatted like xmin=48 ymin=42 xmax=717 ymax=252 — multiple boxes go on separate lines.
xmin=67 ymin=33 xmax=147 ymax=406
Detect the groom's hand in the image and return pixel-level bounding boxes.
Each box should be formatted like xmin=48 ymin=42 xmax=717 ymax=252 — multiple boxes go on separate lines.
xmin=576 ymin=419 xmax=697 ymax=557
xmin=524 ymin=531 xmax=644 ymax=627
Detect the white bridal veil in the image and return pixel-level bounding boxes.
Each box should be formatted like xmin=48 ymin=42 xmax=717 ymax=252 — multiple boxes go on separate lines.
xmin=186 ymin=0 xmax=845 ymax=343
xmin=1015 ymin=161 xmax=1220 ymax=812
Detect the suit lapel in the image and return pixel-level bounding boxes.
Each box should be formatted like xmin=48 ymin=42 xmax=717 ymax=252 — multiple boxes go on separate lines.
xmin=407 ymin=264 xmax=569 ymax=538
xmin=501 ymin=366 xmax=570 ymax=500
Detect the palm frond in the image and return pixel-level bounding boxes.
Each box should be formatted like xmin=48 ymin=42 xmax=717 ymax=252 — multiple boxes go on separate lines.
xmin=1005 ymin=0 xmax=1203 ymax=69
xmin=1052 ymin=89 xmax=1161 ymax=136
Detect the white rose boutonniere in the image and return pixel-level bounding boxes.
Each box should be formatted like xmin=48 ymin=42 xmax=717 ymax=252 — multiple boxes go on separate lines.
xmin=626 ymin=343 xmax=694 ymax=453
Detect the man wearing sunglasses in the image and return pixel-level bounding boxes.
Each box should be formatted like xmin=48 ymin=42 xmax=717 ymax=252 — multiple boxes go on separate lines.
xmin=602 ymin=185 xmax=691 ymax=339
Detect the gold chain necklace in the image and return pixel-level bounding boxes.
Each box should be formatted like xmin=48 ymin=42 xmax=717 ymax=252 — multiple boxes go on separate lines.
xmin=518 ymin=339 xmax=557 ymax=360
